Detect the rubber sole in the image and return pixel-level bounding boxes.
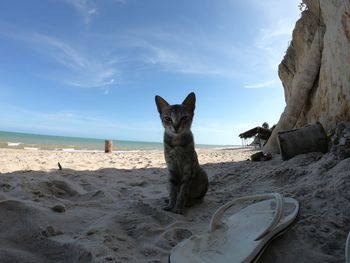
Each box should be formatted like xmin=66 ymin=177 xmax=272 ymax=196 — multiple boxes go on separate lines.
xmin=251 ymin=219 xmax=295 ymax=262
xmin=169 ymin=211 xmax=298 ymax=263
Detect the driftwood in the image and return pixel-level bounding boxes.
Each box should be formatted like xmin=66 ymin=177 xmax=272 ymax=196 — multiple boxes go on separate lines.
xmin=278 ymin=122 xmax=328 ymax=160
xmin=105 ymin=140 xmax=113 ymax=153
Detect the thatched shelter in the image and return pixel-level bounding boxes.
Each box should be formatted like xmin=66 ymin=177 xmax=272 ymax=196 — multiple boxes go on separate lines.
xmin=239 ymin=127 xmax=272 ymax=147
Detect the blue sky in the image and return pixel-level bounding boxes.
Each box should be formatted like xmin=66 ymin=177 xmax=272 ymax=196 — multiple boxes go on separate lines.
xmin=0 ymin=0 xmax=300 ymax=145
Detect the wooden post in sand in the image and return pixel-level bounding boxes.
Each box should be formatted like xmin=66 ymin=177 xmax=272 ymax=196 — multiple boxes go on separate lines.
xmin=105 ymin=140 xmax=113 ymax=153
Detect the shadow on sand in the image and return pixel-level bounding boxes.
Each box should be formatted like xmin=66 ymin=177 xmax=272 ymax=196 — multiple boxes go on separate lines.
xmin=0 ymin=152 xmax=349 ymax=262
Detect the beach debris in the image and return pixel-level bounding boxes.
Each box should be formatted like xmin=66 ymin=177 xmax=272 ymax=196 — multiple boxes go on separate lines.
xmin=104 ymin=255 xmax=114 ymax=261
xmin=42 ymin=226 xmax=63 ymax=237
xmin=277 ymin=122 xmax=328 ymax=160
xmin=86 ymin=229 xmax=98 ymax=236
xmin=58 ymin=162 xmax=63 ymax=170
xmin=32 ymin=189 xmax=44 ymax=197
xmin=52 ymin=204 xmax=66 ymax=213
xmin=330 ymin=122 xmax=350 ymax=160
xmin=250 ymin=152 xmax=272 ymax=162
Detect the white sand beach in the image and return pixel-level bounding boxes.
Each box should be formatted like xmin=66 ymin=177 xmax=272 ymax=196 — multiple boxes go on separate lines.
xmin=0 ymin=147 xmax=349 ymax=262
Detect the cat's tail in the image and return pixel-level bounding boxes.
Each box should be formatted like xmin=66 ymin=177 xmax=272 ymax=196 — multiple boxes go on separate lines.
xmin=187 ymin=168 xmax=208 ymax=207
xmin=197 ymin=169 xmax=209 ymax=199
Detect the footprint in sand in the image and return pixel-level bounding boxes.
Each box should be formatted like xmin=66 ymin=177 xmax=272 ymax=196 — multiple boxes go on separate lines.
xmin=129 ymin=181 xmax=148 ymax=187
xmin=38 ymin=179 xmax=86 ymax=198
xmin=1 ymin=183 xmax=12 ymax=192
xmin=0 ymin=200 xmax=94 ymax=263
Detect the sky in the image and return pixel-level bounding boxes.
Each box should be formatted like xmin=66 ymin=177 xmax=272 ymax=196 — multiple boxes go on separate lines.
xmin=0 ymin=0 xmax=300 ymax=145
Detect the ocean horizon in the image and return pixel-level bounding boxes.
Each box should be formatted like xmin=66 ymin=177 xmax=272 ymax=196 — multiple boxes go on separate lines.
xmin=0 ymin=130 xmax=239 ymax=152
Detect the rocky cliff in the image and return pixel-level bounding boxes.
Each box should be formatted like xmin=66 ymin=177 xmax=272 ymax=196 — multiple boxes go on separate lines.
xmin=264 ymin=0 xmax=350 ymax=153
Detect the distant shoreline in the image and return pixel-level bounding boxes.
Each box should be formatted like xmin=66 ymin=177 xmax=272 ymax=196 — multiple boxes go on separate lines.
xmin=0 ymin=130 xmax=240 ymax=152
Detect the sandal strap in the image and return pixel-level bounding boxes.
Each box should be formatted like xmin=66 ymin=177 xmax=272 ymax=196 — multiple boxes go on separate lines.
xmin=346 ymin=231 xmax=350 ymax=263
xmin=209 ymin=193 xmax=284 ymax=241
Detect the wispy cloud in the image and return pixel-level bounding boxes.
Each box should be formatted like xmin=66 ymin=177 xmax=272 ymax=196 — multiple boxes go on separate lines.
xmin=38 ymin=35 xmax=88 ymax=70
xmin=244 ymin=79 xmax=276 ymax=89
xmin=0 ymin=0 xmax=298 ymax=88
xmin=234 ymin=0 xmax=299 ymax=88
xmin=253 ymin=0 xmax=299 ymax=70
xmin=143 ymin=44 xmax=229 ymax=75
xmin=35 ymin=35 xmax=120 ymax=89
xmin=257 ymin=23 xmax=295 ymax=49
xmin=255 ymin=23 xmax=295 ymax=70
xmin=65 ymin=0 xmax=98 ymax=24
xmin=64 ymin=0 xmax=126 ymax=24
xmin=116 ymin=31 xmax=240 ymax=77
xmin=0 ymin=27 xmax=119 ymax=89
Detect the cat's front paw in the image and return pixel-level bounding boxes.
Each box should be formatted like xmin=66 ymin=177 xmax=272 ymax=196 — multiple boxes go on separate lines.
xmin=163 ymin=204 xmax=174 ymax=211
xmin=171 ymin=207 xmax=184 ymax=215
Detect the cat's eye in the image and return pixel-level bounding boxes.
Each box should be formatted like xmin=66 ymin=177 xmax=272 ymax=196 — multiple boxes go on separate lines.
xmin=163 ymin=117 xmax=171 ymax=122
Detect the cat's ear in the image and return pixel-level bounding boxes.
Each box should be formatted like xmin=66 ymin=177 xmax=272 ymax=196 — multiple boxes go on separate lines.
xmin=155 ymin=95 xmax=170 ymax=113
xmin=182 ymin=92 xmax=196 ymax=113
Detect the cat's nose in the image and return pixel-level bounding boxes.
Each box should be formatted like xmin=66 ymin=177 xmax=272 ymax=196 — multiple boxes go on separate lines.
xmin=173 ymin=124 xmax=180 ymax=132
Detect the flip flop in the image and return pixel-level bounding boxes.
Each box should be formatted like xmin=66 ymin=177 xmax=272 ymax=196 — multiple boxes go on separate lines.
xmin=346 ymin=231 xmax=350 ymax=263
xmin=169 ymin=193 xmax=299 ymax=263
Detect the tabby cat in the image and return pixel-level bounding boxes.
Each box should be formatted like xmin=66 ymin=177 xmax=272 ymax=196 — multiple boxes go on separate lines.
xmin=155 ymin=92 xmax=208 ymax=214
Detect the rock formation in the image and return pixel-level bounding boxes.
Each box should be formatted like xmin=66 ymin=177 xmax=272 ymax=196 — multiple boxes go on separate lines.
xmin=331 ymin=121 xmax=350 ymax=160
xmin=264 ymin=0 xmax=350 ymax=153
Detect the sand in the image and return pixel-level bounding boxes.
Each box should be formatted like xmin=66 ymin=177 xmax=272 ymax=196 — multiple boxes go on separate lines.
xmin=0 ymin=147 xmax=349 ymax=262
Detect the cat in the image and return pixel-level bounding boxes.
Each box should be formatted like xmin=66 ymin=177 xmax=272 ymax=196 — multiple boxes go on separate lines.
xmin=155 ymin=92 xmax=208 ymax=214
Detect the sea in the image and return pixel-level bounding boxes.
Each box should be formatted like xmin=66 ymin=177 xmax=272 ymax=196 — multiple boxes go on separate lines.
xmin=0 ymin=131 xmax=238 ymax=152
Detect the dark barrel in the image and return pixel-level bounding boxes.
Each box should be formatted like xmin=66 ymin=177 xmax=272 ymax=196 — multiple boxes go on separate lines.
xmin=278 ymin=122 xmax=328 ymax=160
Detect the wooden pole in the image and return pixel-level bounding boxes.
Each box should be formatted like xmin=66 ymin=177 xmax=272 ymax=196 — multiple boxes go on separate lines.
xmin=105 ymin=140 xmax=113 ymax=153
